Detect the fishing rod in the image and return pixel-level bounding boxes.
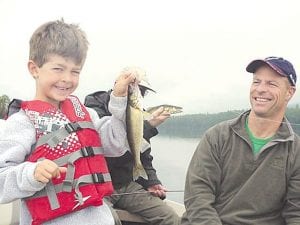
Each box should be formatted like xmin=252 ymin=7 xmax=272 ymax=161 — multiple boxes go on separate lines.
xmin=111 ymin=190 xmax=184 ymax=196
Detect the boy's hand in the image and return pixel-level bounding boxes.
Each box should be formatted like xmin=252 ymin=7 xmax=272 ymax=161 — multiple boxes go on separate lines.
xmin=112 ymin=69 xmax=137 ymax=97
xmin=34 ymin=159 xmax=67 ymax=184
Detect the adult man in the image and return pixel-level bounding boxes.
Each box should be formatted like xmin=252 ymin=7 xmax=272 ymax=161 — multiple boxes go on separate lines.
xmin=181 ymin=56 xmax=300 ymax=225
xmin=84 ymin=73 xmax=180 ymax=225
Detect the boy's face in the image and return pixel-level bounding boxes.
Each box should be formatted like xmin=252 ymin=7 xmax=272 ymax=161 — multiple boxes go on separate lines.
xmin=28 ymin=54 xmax=82 ymax=108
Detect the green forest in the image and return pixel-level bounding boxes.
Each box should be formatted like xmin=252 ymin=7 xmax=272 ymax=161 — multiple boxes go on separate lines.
xmin=158 ymin=106 xmax=300 ymax=138
xmin=1 ymin=95 xmax=300 ymax=139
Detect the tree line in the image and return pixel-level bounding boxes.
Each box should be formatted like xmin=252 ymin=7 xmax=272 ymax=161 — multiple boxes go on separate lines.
xmin=157 ymin=106 xmax=300 ymax=138
xmin=0 ymin=95 xmax=9 ymax=119
xmin=1 ymin=95 xmax=300 ymax=138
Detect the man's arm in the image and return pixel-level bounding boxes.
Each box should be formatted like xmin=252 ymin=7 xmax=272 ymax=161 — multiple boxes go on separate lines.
xmin=282 ymin=137 xmax=300 ymax=224
xmin=139 ymin=107 xmax=170 ymax=187
xmin=183 ymin=131 xmax=223 ymax=225
xmin=136 ymin=120 xmax=160 ymax=186
xmin=143 ymin=120 xmax=158 ymax=140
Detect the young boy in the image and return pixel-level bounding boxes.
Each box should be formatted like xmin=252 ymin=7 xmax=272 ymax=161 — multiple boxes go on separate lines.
xmin=0 ymin=19 xmax=136 ymax=225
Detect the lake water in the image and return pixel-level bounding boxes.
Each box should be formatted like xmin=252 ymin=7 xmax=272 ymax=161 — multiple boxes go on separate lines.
xmin=149 ymin=136 xmax=200 ymax=204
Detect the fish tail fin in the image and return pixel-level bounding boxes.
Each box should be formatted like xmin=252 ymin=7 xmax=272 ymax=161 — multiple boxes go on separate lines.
xmin=133 ymin=164 xmax=148 ymax=181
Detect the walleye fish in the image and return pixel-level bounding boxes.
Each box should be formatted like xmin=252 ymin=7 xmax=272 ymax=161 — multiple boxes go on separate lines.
xmin=146 ymin=104 xmax=183 ymax=114
xmin=126 ymin=68 xmax=148 ymax=180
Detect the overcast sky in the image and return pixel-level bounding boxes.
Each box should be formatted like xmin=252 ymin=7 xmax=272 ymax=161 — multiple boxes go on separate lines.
xmin=0 ymin=0 xmax=300 ymax=114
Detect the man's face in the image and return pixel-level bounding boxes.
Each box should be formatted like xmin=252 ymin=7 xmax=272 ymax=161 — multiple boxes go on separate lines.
xmin=250 ymin=65 xmax=295 ymax=119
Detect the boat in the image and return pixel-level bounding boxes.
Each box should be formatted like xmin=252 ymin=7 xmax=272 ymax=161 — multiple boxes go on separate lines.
xmin=0 ymin=199 xmax=185 ymax=225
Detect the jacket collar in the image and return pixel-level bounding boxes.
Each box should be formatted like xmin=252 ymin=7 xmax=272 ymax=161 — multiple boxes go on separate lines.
xmin=230 ymin=110 xmax=295 ymax=142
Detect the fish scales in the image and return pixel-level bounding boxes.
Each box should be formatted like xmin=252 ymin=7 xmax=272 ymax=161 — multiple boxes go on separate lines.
xmin=146 ymin=104 xmax=183 ymax=114
xmin=126 ymin=69 xmax=148 ymax=180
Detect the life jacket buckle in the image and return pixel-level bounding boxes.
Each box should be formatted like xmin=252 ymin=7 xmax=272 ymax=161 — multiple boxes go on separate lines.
xmin=65 ymin=123 xmax=81 ymax=133
xmin=92 ymin=173 xmax=104 ymax=183
xmin=81 ymin=146 xmax=95 ymax=157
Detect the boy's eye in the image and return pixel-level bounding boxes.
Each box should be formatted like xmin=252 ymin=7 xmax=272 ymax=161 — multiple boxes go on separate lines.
xmin=53 ymin=67 xmax=63 ymax=72
xmin=72 ymin=71 xmax=80 ymax=75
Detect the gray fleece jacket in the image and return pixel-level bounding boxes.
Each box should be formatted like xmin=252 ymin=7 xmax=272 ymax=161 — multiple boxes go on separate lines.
xmin=182 ymin=110 xmax=300 ymax=225
xmin=0 ymin=94 xmax=127 ymax=225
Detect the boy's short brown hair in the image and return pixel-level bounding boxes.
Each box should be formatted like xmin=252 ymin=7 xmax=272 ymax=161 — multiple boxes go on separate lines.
xmin=29 ymin=19 xmax=89 ymax=67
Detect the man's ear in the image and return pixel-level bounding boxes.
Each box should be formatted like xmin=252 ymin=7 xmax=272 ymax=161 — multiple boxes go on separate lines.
xmin=286 ymin=86 xmax=296 ymax=101
xmin=28 ymin=60 xmax=39 ymax=79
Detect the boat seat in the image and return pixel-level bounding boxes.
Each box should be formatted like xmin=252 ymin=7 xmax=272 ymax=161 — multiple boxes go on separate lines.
xmin=0 ymin=200 xmax=20 ymax=225
xmin=0 ymin=201 xmax=148 ymax=225
xmin=0 ymin=199 xmax=184 ymax=225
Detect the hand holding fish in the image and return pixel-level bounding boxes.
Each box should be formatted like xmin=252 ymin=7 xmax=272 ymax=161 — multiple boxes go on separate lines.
xmin=147 ymin=106 xmax=171 ymax=127
xmin=146 ymin=104 xmax=183 ymax=115
xmin=113 ymin=71 xmax=138 ymax=97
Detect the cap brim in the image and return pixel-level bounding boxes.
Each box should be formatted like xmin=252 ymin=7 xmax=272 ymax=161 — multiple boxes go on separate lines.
xmin=246 ymin=59 xmax=287 ymax=78
xmin=139 ymin=84 xmax=156 ymax=93
xmin=246 ymin=59 xmax=267 ymax=73
xmin=139 ymin=80 xmax=156 ymax=93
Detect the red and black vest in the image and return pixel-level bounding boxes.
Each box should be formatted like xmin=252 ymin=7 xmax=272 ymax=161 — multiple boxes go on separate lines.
xmin=20 ymin=96 xmax=113 ymax=225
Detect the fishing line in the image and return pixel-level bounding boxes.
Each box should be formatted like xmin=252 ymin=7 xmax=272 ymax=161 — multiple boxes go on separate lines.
xmin=111 ymin=190 xmax=184 ymax=196
xmin=231 ymin=110 xmax=300 ymax=126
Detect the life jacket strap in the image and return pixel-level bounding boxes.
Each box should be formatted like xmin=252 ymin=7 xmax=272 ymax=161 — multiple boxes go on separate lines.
xmin=45 ymin=180 xmax=60 ymax=210
xmin=58 ymin=147 xmax=104 ymax=192
xmin=27 ymin=172 xmax=111 ymax=209
xmin=36 ymin=121 xmax=95 ymax=148
xmin=74 ymin=173 xmax=112 ymax=205
xmin=53 ymin=146 xmax=104 ymax=166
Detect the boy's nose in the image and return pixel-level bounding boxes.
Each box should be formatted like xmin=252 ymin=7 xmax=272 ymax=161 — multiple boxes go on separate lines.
xmin=61 ymin=72 xmax=73 ymax=82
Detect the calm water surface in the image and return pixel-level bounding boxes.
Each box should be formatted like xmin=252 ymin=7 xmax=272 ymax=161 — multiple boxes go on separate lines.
xmin=150 ymin=136 xmax=200 ymax=203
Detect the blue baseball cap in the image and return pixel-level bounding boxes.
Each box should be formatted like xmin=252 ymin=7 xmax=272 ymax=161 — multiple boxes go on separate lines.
xmin=246 ymin=56 xmax=297 ymax=86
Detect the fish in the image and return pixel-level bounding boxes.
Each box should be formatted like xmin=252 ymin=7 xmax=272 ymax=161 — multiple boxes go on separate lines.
xmin=146 ymin=104 xmax=183 ymax=114
xmin=125 ymin=67 xmax=148 ymax=180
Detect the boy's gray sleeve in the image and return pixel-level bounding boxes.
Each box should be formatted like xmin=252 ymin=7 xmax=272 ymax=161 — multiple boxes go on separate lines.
xmin=88 ymin=93 xmax=128 ymax=157
xmin=0 ymin=111 xmax=45 ymax=203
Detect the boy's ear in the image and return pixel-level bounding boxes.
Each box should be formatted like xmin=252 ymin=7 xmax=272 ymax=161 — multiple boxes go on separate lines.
xmin=28 ymin=60 xmax=39 ymax=78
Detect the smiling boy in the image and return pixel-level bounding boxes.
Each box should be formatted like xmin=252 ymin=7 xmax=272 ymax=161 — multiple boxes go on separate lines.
xmin=0 ymin=19 xmax=136 ymax=225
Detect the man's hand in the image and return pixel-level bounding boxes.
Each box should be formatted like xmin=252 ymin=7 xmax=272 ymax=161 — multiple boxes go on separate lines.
xmin=147 ymin=107 xmax=171 ymax=127
xmin=34 ymin=159 xmax=67 ymax=183
xmin=147 ymin=184 xmax=167 ymax=199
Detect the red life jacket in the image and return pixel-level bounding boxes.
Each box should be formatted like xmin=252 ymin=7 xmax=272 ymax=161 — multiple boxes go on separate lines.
xmin=22 ymin=96 xmax=113 ymax=225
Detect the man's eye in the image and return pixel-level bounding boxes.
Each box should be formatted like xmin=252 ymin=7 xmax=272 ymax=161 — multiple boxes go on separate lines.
xmin=269 ymin=83 xmax=278 ymax=87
